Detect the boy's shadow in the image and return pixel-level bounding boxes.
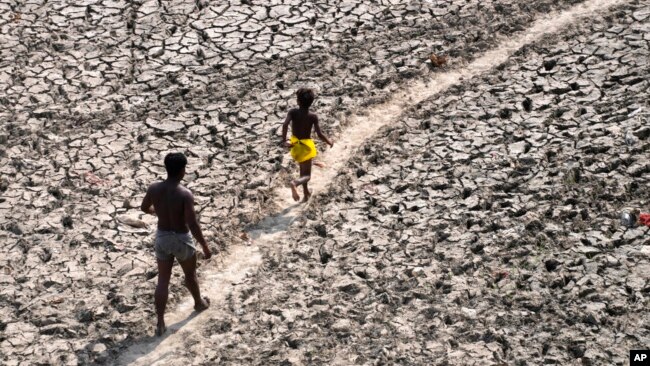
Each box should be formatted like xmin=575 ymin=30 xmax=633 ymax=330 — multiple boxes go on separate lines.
xmin=247 ymin=203 xmax=302 ymax=240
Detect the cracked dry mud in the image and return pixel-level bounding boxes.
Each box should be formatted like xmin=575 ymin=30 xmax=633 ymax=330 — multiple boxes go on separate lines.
xmin=0 ymin=0 xmax=648 ymax=365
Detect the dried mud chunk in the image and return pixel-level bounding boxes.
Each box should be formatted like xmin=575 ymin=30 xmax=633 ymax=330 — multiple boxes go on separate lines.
xmin=543 ymin=59 xmax=557 ymax=71
xmin=77 ymin=309 xmax=94 ymax=323
xmin=470 ymin=243 xmax=484 ymax=254
xmin=319 ymin=244 xmax=333 ymax=264
xmin=91 ymin=343 xmax=108 ymax=363
xmin=544 ymin=259 xmax=561 ymax=272
xmin=335 ymin=279 xmax=362 ymax=295
xmin=633 ymin=126 xmax=650 ymax=140
xmin=4 ymin=222 xmax=23 ymax=235
xmin=117 ymin=215 xmax=147 ymax=228
xmin=525 ymin=219 xmax=544 ymax=232
xmin=62 ymin=216 xmax=73 ymax=229
xmin=47 ymin=186 xmax=64 ymax=199
xmin=144 ymin=118 xmax=185 ymax=133
xmin=331 ymin=319 xmax=352 ymax=335
xmin=314 ymin=224 xmax=327 ymax=237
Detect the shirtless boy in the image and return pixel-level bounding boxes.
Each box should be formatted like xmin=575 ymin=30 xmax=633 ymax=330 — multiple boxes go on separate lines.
xmin=281 ymin=88 xmax=333 ymax=202
xmin=140 ymin=152 xmax=212 ymax=336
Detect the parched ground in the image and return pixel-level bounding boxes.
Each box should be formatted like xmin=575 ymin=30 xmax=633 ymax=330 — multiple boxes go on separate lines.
xmin=0 ymin=0 xmax=648 ymax=365
xmin=178 ymin=3 xmax=648 ymax=366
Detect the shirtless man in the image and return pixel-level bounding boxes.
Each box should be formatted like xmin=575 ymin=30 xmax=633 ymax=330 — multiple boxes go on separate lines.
xmin=281 ymin=88 xmax=333 ymax=202
xmin=140 ymin=152 xmax=211 ymax=336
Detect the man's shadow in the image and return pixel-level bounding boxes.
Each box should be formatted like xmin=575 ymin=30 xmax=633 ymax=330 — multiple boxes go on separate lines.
xmin=106 ymin=310 xmax=199 ymax=365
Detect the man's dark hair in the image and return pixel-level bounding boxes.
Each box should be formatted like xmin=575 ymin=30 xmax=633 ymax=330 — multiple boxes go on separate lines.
xmin=296 ymin=88 xmax=315 ymax=108
xmin=164 ymin=153 xmax=187 ymax=177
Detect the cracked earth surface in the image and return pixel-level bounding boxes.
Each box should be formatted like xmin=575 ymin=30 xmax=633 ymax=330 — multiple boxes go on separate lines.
xmin=0 ymin=0 xmax=648 ymax=365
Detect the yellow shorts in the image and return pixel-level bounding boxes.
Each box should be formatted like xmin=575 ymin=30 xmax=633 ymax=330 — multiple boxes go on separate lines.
xmin=290 ymin=136 xmax=318 ymax=163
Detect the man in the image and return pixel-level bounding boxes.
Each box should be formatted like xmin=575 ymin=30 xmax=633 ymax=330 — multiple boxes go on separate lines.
xmin=280 ymin=88 xmax=333 ymax=202
xmin=140 ymin=152 xmax=211 ymax=336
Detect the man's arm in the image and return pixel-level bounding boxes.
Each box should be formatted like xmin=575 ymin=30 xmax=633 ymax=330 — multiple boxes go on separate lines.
xmin=314 ymin=116 xmax=333 ymax=147
xmin=140 ymin=185 xmax=156 ymax=215
xmin=184 ymin=190 xmax=212 ymax=259
xmin=280 ymin=111 xmax=292 ymax=147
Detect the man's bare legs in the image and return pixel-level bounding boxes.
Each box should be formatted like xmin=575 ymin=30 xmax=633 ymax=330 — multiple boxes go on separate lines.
xmin=178 ymin=254 xmax=210 ymax=312
xmin=155 ymin=255 xmax=209 ymax=337
xmin=290 ymin=160 xmax=312 ymax=202
xmin=155 ymin=259 xmax=173 ymax=336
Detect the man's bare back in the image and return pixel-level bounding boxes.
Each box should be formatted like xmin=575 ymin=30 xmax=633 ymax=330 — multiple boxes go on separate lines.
xmin=145 ymin=181 xmax=192 ymax=233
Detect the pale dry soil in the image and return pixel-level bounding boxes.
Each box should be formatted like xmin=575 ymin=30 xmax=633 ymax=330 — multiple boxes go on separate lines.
xmin=0 ymin=0 xmax=649 ymax=365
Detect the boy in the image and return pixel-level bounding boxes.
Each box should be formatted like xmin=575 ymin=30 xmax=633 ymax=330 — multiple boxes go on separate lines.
xmin=140 ymin=152 xmax=212 ymax=336
xmin=281 ymin=88 xmax=333 ymax=202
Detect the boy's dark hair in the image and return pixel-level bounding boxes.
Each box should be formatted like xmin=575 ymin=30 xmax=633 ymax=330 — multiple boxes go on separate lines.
xmin=164 ymin=153 xmax=187 ymax=177
xmin=296 ymin=88 xmax=315 ymax=108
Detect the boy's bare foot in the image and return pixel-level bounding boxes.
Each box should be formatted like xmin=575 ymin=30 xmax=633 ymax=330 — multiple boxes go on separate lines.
xmin=155 ymin=323 xmax=167 ymax=337
xmin=290 ymin=183 xmax=300 ymax=202
xmin=194 ymin=297 xmax=210 ymax=312
xmin=301 ymin=193 xmax=311 ymax=203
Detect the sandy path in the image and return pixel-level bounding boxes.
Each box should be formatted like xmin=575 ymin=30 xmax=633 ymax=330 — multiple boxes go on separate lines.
xmin=115 ymin=0 xmax=627 ymax=363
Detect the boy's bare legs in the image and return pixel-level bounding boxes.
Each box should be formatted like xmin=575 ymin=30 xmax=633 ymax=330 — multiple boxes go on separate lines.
xmin=290 ymin=181 xmax=300 ymax=201
xmin=155 ymin=259 xmax=173 ymax=336
xmin=292 ymin=160 xmax=312 ymax=203
xmin=290 ymin=160 xmax=313 ymax=202
xmin=178 ymin=254 xmax=210 ymax=312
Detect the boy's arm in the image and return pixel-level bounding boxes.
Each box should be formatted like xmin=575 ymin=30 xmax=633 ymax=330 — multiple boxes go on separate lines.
xmin=314 ymin=116 xmax=333 ymax=147
xmin=183 ymin=190 xmax=212 ymax=259
xmin=280 ymin=111 xmax=292 ymax=147
xmin=140 ymin=185 xmax=156 ymax=215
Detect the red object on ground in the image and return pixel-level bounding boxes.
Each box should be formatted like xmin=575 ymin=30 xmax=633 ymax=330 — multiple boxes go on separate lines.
xmin=639 ymin=213 xmax=650 ymax=227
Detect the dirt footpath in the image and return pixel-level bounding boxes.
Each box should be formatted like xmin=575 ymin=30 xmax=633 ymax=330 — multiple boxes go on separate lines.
xmin=1 ymin=0 xmax=648 ymax=365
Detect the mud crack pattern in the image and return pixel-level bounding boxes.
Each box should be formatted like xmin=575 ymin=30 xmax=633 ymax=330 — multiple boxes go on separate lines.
xmin=1 ymin=0 xmax=648 ymax=365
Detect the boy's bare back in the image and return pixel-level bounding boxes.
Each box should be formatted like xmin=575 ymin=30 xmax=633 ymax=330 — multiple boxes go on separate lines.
xmin=289 ymin=108 xmax=319 ymax=139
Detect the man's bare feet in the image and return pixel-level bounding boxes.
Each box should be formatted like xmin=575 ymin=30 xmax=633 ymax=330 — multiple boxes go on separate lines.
xmin=194 ymin=297 xmax=210 ymax=312
xmin=155 ymin=323 xmax=167 ymax=337
xmin=290 ymin=183 xmax=300 ymax=202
